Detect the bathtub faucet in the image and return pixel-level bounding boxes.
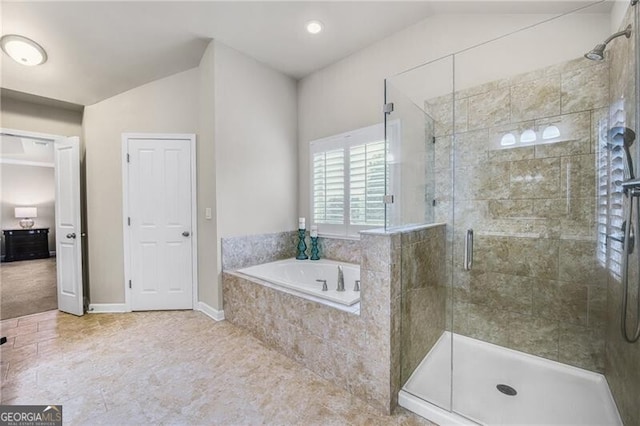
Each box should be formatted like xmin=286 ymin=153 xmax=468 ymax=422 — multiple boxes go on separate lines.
xmin=316 ymin=279 xmax=328 ymax=292
xmin=337 ymin=265 xmax=345 ymax=292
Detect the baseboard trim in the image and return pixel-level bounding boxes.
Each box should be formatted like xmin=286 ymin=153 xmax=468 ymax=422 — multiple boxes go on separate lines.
xmin=196 ymin=301 xmax=225 ymax=321
xmin=88 ymin=303 xmax=129 ymax=313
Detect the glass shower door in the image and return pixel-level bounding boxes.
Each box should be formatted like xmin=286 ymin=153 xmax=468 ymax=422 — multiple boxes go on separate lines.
xmin=450 ymin=5 xmax=615 ymax=424
xmin=386 ymin=55 xmax=455 ymax=414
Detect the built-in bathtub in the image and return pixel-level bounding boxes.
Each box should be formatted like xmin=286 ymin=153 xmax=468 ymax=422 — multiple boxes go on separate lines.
xmin=236 ymin=258 xmax=361 ymax=313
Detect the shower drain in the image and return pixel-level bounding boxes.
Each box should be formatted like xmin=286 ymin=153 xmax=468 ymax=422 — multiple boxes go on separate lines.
xmin=496 ymin=384 xmax=517 ymax=396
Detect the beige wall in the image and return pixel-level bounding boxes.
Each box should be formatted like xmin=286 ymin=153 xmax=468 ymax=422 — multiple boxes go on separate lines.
xmin=1 ymin=164 xmax=56 ymax=253
xmin=197 ymin=41 xmax=218 ymax=308
xmin=83 ymin=68 xmax=199 ymax=304
xmin=82 ymin=42 xmax=297 ymax=310
xmin=1 ymin=95 xmax=83 ymax=137
xmin=213 ymin=41 xmax=298 ymax=308
xmin=297 ymin=11 xmax=611 ymax=220
xmin=213 ymin=41 xmax=298 ymax=238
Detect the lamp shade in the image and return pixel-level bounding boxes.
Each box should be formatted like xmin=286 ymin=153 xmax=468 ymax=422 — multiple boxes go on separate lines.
xmin=15 ymin=207 xmax=37 ymax=218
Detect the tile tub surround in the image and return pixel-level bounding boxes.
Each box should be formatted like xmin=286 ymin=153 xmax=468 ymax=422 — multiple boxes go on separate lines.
xmin=426 ymin=56 xmax=610 ymax=373
xmin=221 ymin=231 xmax=297 ymax=270
xmin=604 ymin=7 xmax=640 ymax=426
xmin=223 ymin=224 xmax=445 ymax=414
xmin=221 ymin=231 xmax=362 ymax=271
xmin=223 ymin=231 xmax=395 ymax=414
xmin=318 ymin=237 xmax=362 ymax=264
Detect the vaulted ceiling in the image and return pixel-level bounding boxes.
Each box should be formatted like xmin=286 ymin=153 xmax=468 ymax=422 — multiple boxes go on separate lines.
xmin=0 ymin=1 xmax=612 ymax=106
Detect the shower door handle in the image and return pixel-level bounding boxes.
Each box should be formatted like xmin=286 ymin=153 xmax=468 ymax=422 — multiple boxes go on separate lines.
xmin=464 ymin=229 xmax=474 ymax=271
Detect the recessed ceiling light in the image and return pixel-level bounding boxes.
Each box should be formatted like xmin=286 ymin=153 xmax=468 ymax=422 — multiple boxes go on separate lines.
xmin=0 ymin=34 xmax=47 ymax=66
xmin=306 ymin=20 xmax=324 ymax=35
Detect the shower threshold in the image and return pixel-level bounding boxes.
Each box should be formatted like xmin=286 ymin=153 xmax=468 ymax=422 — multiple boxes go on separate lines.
xmin=399 ymin=332 xmax=622 ymax=425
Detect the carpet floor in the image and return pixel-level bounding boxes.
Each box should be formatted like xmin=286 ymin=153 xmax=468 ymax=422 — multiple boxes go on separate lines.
xmin=1 ymin=258 xmax=57 ymax=320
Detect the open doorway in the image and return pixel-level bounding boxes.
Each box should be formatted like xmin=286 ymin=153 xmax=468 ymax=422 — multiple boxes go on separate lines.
xmin=0 ymin=129 xmax=84 ymax=320
xmin=1 ymin=133 xmax=57 ymax=319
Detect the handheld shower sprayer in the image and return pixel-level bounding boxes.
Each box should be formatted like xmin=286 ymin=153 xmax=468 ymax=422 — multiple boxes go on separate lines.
xmin=610 ymin=126 xmax=637 ymax=181
xmin=612 ymin=125 xmax=640 ymax=343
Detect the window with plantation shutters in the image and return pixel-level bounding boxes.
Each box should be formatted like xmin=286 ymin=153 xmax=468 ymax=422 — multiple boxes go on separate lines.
xmin=313 ymin=148 xmax=345 ymax=225
xmin=349 ymin=141 xmax=385 ymax=226
xmin=310 ymin=123 xmax=396 ymax=237
xmin=602 ymin=102 xmax=624 ymax=278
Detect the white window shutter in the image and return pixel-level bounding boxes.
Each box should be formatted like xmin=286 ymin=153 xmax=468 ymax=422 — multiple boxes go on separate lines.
xmin=313 ymin=148 xmax=345 ymax=225
xmin=350 ymin=141 xmax=386 ymax=226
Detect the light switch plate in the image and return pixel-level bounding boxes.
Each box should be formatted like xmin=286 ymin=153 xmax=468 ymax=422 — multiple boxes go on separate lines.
xmin=205 ymin=208 xmax=212 ymax=220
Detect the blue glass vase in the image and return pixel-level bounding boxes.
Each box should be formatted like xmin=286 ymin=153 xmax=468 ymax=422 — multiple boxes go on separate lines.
xmin=296 ymin=229 xmax=308 ymax=260
xmin=310 ymin=237 xmax=320 ymax=260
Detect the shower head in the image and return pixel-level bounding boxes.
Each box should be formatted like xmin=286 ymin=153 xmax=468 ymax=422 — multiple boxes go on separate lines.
xmin=585 ymin=25 xmax=632 ymax=61
xmin=585 ymin=44 xmax=606 ymax=61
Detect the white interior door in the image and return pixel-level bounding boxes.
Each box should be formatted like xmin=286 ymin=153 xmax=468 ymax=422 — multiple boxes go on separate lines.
xmin=54 ymin=136 xmax=84 ymax=316
xmin=126 ymin=136 xmax=193 ymax=310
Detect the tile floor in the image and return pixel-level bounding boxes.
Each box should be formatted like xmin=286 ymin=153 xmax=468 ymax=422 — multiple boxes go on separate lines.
xmin=0 ymin=309 xmax=434 ymax=425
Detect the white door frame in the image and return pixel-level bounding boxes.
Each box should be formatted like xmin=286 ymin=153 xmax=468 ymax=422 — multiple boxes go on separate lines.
xmin=0 ymin=127 xmax=85 ymax=314
xmin=121 ymin=133 xmax=198 ymax=312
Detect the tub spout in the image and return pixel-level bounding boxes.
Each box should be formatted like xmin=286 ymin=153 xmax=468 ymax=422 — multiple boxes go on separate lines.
xmin=337 ymin=265 xmax=345 ymax=292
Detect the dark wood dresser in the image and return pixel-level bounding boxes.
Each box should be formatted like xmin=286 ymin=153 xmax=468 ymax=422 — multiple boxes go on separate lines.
xmin=3 ymin=228 xmax=50 ymax=262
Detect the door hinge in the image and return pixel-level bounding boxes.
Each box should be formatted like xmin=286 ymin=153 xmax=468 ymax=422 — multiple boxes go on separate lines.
xmin=432 ymin=136 xmax=436 ymax=144
xmin=127 ymin=217 xmax=131 ymax=226
xmin=129 ymin=280 xmax=132 ymax=289
xmin=126 ymin=153 xmax=130 ymax=163
xmin=432 ymin=199 xmax=437 ymax=207
xmin=383 ymin=102 xmax=394 ymax=114
xmin=384 ymin=195 xmax=395 ymax=204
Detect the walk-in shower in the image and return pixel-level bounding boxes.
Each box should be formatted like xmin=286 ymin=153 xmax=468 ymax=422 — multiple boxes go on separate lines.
xmin=387 ymin=0 xmax=640 ymax=424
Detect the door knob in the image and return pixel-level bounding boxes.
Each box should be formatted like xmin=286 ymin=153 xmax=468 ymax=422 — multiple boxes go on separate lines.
xmin=182 ymin=231 xmax=190 ymax=237
xmin=66 ymin=233 xmax=76 ymax=239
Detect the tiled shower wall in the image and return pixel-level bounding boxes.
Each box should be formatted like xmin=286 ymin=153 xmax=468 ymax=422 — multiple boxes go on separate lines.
xmin=428 ymin=56 xmax=609 ymax=372
xmin=605 ymin=6 xmax=640 ymax=426
xmin=399 ymin=224 xmax=447 ymax=384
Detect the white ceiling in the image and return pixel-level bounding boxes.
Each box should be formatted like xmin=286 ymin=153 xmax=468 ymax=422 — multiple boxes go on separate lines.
xmin=0 ymin=134 xmax=54 ymax=165
xmin=1 ymin=1 xmax=613 ymax=107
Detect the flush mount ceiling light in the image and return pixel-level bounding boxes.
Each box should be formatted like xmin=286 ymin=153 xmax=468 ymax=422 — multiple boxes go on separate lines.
xmin=0 ymin=34 xmax=47 ymax=66
xmin=306 ymin=20 xmax=324 ymax=35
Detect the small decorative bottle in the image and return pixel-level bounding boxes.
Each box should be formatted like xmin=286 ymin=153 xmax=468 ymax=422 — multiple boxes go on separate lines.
xmin=296 ymin=218 xmax=308 ymax=260
xmin=310 ymin=225 xmax=320 ymax=260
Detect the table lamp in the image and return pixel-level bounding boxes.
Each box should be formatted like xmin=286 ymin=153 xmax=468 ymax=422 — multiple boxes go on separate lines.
xmin=15 ymin=207 xmax=37 ymax=229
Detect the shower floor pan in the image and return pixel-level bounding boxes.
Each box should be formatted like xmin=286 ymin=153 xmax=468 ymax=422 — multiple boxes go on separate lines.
xmin=399 ymin=332 xmax=622 ymax=425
